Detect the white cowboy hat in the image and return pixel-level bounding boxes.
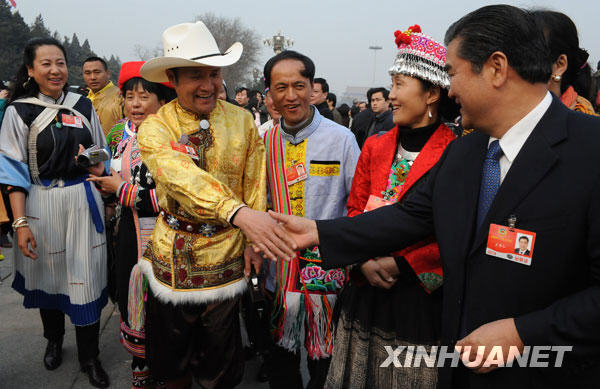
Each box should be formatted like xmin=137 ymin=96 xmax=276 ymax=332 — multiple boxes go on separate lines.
xmin=140 ymin=21 xmax=243 ymax=83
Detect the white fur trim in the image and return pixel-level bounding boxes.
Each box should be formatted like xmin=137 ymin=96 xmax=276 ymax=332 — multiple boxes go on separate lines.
xmin=138 ymin=259 xmax=247 ymax=305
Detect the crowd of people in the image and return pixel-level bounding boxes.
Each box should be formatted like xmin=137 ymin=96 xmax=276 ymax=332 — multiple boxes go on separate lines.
xmin=0 ymin=4 xmax=599 ymax=389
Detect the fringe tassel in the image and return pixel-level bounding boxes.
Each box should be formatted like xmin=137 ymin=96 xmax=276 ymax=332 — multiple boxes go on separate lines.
xmin=271 ymin=254 xmax=292 ymax=341
xmin=127 ymin=263 xmax=148 ymax=331
xmin=271 ymin=256 xmax=338 ymax=359
xmin=274 ymin=292 xmax=304 ymax=352
xmin=304 ymin=294 xmax=336 ymax=359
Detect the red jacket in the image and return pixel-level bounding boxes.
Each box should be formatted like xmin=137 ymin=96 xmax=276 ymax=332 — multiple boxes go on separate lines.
xmin=347 ymin=123 xmax=456 ymax=290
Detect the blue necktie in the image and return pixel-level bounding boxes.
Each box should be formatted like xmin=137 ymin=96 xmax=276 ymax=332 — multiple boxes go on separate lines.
xmin=476 ymin=140 xmax=503 ymax=228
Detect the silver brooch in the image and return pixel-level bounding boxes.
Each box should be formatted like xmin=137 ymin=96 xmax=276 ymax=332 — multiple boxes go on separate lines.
xmin=200 ymin=224 xmax=216 ymax=237
xmin=199 ymin=119 xmax=210 ymax=130
xmin=166 ymin=215 xmax=179 ymax=229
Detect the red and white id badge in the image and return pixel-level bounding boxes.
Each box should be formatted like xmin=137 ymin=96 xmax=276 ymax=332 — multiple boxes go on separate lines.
xmin=286 ymin=163 xmax=307 ymax=186
xmin=364 ymin=195 xmax=393 ymax=212
xmin=486 ymin=223 xmax=536 ymax=266
xmin=61 ymin=114 xmax=83 ymax=128
xmin=170 ymin=141 xmax=199 ymax=160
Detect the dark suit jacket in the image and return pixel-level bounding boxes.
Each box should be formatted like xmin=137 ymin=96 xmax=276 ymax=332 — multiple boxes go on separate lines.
xmin=315 ymin=101 xmax=334 ymax=121
xmin=350 ymin=108 xmax=375 ymax=146
xmin=514 ymin=248 xmax=530 ymax=255
xmin=317 ymin=97 xmax=600 ymax=388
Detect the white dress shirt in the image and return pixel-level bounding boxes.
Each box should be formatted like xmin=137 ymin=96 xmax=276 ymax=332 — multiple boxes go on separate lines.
xmin=488 ymin=92 xmax=553 ymax=183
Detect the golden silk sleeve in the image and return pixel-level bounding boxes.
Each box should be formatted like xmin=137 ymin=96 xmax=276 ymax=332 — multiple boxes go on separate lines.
xmin=243 ymin=125 xmax=267 ymax=213
xmin=112 ymin=94 xmax=124 ymax=123
xmin=138 ymin=115 xmax=244 ymax=225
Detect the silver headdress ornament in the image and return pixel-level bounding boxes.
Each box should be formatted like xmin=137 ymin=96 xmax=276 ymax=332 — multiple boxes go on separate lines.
xmin=389 ymin=25 xmax=450 ymax=89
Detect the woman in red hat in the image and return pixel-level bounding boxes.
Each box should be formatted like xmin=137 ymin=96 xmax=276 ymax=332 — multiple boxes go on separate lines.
xmin=87 ymin=61 xmax=175 ymax=389
xmin=324 ymin=26 xmax=460 ymax=389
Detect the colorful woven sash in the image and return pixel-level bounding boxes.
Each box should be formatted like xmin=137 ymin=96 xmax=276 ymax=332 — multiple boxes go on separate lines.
xmin=264 ymin=124 xmax=292 ymax=215
xmin=263 ymin=124 xmax=343 ymax=359
xmin=121 ymin=127 xmax=156 ymax=339
xmin=121 ymin=130 xmax=155 ymax=256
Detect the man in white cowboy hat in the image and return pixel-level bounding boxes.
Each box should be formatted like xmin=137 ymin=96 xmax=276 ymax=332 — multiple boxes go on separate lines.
xmin=136 ymin=21 xmax=297 ymax=388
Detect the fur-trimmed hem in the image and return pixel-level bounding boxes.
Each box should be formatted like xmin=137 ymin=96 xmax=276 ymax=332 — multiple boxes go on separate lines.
xmin=138 ymin=260 xmax=247 ymax=305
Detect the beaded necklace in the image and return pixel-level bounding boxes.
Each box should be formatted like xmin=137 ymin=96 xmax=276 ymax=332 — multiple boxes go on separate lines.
xmin=382 ymin=145 xmax=419 ymax=202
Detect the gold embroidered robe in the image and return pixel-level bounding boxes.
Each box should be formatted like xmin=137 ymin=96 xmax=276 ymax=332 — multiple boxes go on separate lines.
xmin=137 ymin=99 xmax=266 ymax=303
xmin=88 ymin=81 xmax=124 ymax=136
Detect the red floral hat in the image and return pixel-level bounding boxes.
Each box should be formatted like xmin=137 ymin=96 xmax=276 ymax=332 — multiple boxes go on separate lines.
xmin=389 ymin=25 xmax=449 ymax=88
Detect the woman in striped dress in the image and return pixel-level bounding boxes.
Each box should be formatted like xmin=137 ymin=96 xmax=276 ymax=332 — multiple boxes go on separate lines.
xmin=89 ymin=61 xmax=174 ymax=389
xmin=0 ymin=38 xmax=110 ymax=387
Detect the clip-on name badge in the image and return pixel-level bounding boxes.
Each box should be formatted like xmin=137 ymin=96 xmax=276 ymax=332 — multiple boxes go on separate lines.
xmin=286 ymin=163 xmax=307 ymax=186
xmin=170 ymin=141 xmax=199 ymax=160
xmin=486 ymin=221 xmax=536 ymax=266
xmin=61 ymin=114 xmax=83 ymax=128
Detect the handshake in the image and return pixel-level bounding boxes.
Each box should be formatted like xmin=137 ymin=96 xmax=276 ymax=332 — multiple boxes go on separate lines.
xmin=231 ymin=207 xmax=319 ymax=276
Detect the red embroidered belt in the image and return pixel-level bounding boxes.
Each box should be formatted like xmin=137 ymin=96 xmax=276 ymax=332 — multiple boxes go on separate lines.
xmin=160 ymin=211 xmax=227 ymax=237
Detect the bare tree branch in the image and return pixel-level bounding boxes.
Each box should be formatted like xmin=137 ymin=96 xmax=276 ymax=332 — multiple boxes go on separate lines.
xmin=194 ymin=13 xmax=261 ymax=92
xmin=133 ymin=43 xmax=162 ymax=61
xmin=129 ymin=15 xmax=261 ymax=93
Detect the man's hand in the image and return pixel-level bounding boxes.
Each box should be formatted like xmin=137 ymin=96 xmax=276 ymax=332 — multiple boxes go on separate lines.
xmin=87 ymin=168 xmax=123 ymax=194
xmin=232 ymin=207 xmax=297 ymax=261
xmin=456 ymin=317 xmax=524 ymax=374
xmin=16 ymin=226 xmax=37 ymax=259
xmin=360 ymin=258 xmax=396 ymax=289
xmin=244 ymin=245 xmax=263 ymax=277
xmin=267 ymin=210 xmax=319 ymax=250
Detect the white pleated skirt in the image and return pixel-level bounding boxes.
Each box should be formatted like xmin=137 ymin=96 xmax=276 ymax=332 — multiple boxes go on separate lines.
xmin=11 ymin=182 xmax=108 ymax=326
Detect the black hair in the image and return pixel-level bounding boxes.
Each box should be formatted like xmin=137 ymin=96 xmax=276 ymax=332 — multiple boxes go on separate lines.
xmin=10 ymin=37 xmax=69 ymax=103
xmin=350 ymin=105 xmax=361 ymax=118
xmin=235 ymin=87 xmax=248 ymax=95
xmin=263 ymin=50 xmax=315 ymax=88
xmin=326 ymin=92 xmax=337 ymax=106
xmin=83 ymin=56 xmax=108 ymax=71
xmin=367 ymin=87 xmax=390 ymax=104
xmin=519 ymin=236 xmax=530 ymax=242
xmin=444 ymin=5 xmax=552 ymax=84
xmin=532 ymin=10 xmax=592 ymax=99
xmin=248 ymin=95 xmax=260 ymax=109
xmin=337 ymin=103 xmax=350 ymax=116
xmin=313 ymin=77 xmax=329 ymax=94
xmin=121 ymin=77 xmax=176 ymax=104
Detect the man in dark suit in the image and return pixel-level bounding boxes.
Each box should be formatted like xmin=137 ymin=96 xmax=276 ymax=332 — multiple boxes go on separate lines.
xmin=514 ymin=236 xmax=531 ymax=256
xmin=264 ymin=5 xmax=600 ymax=388
xmin=310 ymin=77 xmax=334 ymax=120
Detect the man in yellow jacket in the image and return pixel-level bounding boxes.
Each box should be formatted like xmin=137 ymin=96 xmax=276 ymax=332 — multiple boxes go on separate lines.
xmin=137 ymin=21 xmax=296 ymax=388
xmin=83 ymin=56 xmax=123 ymax=136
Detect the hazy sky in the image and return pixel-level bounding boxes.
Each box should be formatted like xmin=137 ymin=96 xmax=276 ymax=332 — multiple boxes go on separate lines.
xmin=15 ymin=0 xmax=600 ymax=95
